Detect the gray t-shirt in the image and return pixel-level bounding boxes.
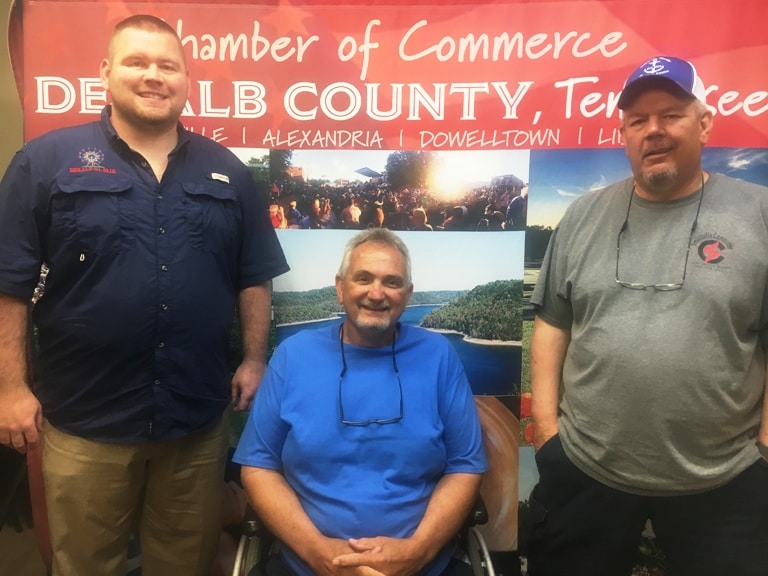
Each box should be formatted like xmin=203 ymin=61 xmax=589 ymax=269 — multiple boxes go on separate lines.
xmin=532 ymin=173 xmax=768 ymax=496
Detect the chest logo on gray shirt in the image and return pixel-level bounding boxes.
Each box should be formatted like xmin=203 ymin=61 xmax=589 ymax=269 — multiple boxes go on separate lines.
xmin=696 ymin=239 xmax=728 ymax=264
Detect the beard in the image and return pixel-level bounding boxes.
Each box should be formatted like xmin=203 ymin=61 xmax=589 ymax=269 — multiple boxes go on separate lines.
xmin=639 ymin=166 xmax=679 ymax=195
xmin=351 ymin=302 xmax=396 ymax=334
xmin=353 ymin=314 xmax=393 ymax=334
xmin=110 ymin=96 xmax=180 ymax=133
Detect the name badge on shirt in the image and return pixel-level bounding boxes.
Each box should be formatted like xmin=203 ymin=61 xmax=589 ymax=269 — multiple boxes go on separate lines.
xmin=210 ymin=172 xmax=230 ymax=184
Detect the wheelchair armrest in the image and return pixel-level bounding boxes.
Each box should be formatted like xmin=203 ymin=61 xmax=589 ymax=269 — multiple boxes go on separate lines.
xmin=469 ymin=495 xmax=488 ymax=526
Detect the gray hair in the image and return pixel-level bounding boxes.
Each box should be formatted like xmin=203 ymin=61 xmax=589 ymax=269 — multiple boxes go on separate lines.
xmin=338 ymin=229 xmax=412 ymax=287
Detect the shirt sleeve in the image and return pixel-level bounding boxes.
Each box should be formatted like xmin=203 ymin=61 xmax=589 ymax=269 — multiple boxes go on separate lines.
xmin=232 ymin=347 xmax=289 ymax=470
xmin=530 ymin=226 xmax=574 ymax=330
xmin=0 ymin=150 xmax=44 ymax=299
xmin=234 ymin=166 xmax=290 ymax=289
xmin=438 ymin=345 xmax=488 ymax=474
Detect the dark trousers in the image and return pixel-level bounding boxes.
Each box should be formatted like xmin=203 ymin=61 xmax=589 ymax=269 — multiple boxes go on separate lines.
xmin=526 ymin=435 xmax=768 ymax=576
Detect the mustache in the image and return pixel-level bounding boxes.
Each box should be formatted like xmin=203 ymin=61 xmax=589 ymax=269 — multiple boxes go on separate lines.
xmin=360 ymin=301 xmax=390 ymax=311
xmin=642 ymin=145 xmax=672 ymax=158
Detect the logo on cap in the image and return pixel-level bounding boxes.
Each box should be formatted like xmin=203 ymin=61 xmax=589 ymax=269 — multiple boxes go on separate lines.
xmin=639 ymin=57 xmax=675 ymax=77
xmin=618 ymin=55 xmax=706 ymax=109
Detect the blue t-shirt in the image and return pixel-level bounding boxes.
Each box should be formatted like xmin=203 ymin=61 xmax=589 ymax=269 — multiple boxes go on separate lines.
xmin=0 ymin=106 xmax=289 ymax=442
xmin=234 ymin=323 xmax=487 ymax=576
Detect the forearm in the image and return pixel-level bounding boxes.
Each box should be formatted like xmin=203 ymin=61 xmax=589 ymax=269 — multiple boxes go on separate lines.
xmin=408 ymin=473 xmax=483 ymax=565
xmin=530 ymin=315 xmax=570 ymax=448
xmin=238 ymin=281 xmax=272 ymax=364
xmin=0 ymin=293 xmax=31 ymax=392
xmin=0 ymin=293 xmax=42 ymax=452
xmin=230 ymin=282 xmax=273 ymax=410
xmin=240 ymin=466 xmax=346 ymax=573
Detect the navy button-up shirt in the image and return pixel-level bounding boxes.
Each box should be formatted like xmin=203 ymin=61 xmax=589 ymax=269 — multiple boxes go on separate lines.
xmin=0 ymin=107 xmax=289 ymax=442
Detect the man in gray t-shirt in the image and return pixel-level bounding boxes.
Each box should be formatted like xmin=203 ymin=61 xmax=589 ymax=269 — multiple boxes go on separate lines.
xmin=526 ymin=55 xmax=768 ymax=576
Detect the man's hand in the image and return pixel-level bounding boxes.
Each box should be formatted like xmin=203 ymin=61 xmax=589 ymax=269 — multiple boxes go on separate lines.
xmin=533 ymin=423 xmax=558 ymax=452
xmin=332 ymin=536 xmax=423 ymax=576
xmin=230 ymin=359 xmax=266 ymax=411
xmin=0 ymin=386 xmax=42 ymax=453
xmin=305 ymin=537 xmax=385 ymax=576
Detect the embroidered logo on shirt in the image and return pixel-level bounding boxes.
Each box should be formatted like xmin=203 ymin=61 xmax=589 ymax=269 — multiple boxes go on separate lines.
xmin=69 ymin=148 xmax=116 ymax=174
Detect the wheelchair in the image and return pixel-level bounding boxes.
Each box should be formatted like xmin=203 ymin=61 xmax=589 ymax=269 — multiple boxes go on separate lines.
xmin=232 ymin=498 xmax=496 ymax=576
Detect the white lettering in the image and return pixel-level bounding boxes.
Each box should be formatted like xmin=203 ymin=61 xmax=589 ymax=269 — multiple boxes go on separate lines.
xmin=493 ymin=81 xmax=533 ymax=119
xmin=233 ymin=82 xmax=267 ymax=118
xmin=419 ymin=128 xmax=560 ymax=148
xmin=399 ymin=21 xmax=627 ymax=63
xmin=198 ymin=81 xmax=230 ymax=117
xmin=365 ymin=84 xmax=404 ymax=121
xmin=36 ymin=77 xmax=76 ymax=113
xmin=176 ymin=19 xmax=319 ymax=63
xmin=79 ymin=79 xmax=106 ymax=113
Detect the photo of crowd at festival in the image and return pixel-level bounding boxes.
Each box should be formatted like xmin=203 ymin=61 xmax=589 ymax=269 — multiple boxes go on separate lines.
xmin=232 ymin=148 xmax=530 ymax=233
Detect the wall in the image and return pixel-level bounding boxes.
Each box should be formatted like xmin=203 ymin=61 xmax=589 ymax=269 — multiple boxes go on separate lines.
xmin=1 ymin=0 xmax=22 ymax=172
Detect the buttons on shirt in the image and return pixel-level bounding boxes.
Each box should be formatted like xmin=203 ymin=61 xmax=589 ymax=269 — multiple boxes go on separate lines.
xmin=161 ymin=265 xmax=168 ymax=272
xmin=154 ymin=379 xmax=161 ymax=386
xmin=159 ymin=227 xmax=166 ymax=234
xmin=161 ymin=304 xmax=168 ymax=311
xmin=158 ymin=342 xmax=165 ymax=348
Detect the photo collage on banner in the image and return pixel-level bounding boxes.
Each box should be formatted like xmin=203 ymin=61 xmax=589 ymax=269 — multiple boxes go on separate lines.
xmin=10 ymin=0 xmax=768 ymax=574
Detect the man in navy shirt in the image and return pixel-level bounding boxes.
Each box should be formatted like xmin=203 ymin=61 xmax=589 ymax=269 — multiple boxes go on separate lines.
xmin=0 ymin=14 xmax=288 ymax=576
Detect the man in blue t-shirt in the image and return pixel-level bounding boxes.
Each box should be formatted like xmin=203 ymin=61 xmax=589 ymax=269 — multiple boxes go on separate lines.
xmin=235 ymin=228 xmax=487 ymax=576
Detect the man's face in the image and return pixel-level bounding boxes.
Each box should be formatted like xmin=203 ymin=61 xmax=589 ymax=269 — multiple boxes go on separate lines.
xmin=620 ymin=88 xmax=713 ymax=199
xmin=100 ymin=28 xmax=189 ymax=133
xmin=336 ymin=242 xmax=413 ymax=347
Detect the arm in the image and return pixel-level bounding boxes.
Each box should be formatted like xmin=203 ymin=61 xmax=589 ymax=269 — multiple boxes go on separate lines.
xmin=241 ymin=466 xmax=379 ymax=576
xmin=0 ymin=293 xmax=42 ymax=453
xmin=230 ymin=281 xmax=272 ymax=411
xmin=332 ymin=472 xmax=483 ymax=576
xmin=530 ymin=315 xmax=570 ymax=451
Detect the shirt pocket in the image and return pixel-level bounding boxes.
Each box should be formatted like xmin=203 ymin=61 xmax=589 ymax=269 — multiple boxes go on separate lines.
xmin=50 ymin=175 xmax=133 ymax=256
xmin=182 ymin=182 xmax=240 ymax=253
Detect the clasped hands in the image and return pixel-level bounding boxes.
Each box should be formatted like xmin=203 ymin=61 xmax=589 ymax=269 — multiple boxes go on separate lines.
xmin=316 ymin=535 xmax=425 ymax=576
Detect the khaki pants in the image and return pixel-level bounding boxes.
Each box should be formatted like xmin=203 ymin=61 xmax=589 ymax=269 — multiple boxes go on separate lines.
xmin=42 ymin=417 xmax=228 ymax=576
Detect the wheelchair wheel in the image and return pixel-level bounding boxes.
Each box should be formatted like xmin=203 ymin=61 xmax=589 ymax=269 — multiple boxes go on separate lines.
xmin=465 ymin=526 xmax=496 ymax=576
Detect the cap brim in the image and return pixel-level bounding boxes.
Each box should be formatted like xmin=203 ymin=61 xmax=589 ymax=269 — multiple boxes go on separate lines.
xmin=617 ymin=76 xmax=696 ymax=109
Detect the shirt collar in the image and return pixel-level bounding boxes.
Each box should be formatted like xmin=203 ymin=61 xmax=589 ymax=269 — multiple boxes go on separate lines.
xmin=100 ymin=105 xmax=191 ymax=155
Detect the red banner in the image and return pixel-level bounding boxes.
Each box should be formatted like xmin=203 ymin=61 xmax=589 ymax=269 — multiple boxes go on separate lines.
xmin=11 ymin=0 xmax=768 ymax=149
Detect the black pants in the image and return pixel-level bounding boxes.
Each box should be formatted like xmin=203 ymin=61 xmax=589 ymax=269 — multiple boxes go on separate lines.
xmin=526 ymin=434 xmax=768 ymax=576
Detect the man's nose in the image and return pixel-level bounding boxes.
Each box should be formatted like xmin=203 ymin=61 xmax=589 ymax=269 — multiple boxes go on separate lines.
xmin=645 ymin=116 xmax=664 ymax=135
xmin=367 ymin=282 xmax=386 ymax=300
xmin=143 ymin=64 xmax=161 ymax=81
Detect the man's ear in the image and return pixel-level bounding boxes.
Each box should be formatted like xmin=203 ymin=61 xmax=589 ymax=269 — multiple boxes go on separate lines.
xmin=99 ymin=58 xmax=111 ymax=90
xmin=335 ymin=274 xmax=344 ymax=304
xmin=699 ymin=109 xmax=714 ymax=146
